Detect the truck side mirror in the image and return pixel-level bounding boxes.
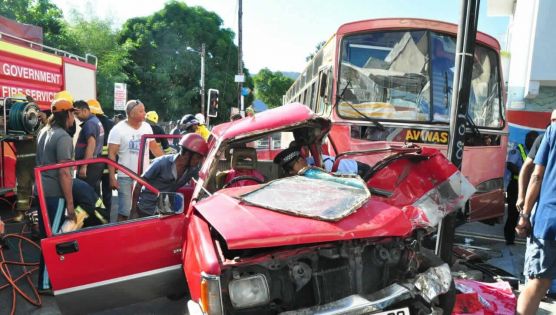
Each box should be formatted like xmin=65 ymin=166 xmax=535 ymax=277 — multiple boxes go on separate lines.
xmin=207 ymin=89 xmax=219 ymax=118
xmin=156 ymin=192 xmax=185 ymax=215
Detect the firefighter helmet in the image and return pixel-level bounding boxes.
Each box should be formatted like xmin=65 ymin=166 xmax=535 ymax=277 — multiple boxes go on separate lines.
xmin=146 ymin=111 xmax=159 ymax=124
xmin=87 ymin=99 xmax=104 ymax=115
xmin=179 ymin=133 xmax=208 ymax=156
xmin=54 ymin=90 xmax=74 ymax=104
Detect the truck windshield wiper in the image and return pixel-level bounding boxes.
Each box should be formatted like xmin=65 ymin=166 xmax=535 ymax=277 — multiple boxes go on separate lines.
xmin=336 ymin=80 xmax=385 ymax=131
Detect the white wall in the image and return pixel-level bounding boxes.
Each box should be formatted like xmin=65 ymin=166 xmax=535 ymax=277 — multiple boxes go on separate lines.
xmin=529 ymin=0 xmax=556 ymax=82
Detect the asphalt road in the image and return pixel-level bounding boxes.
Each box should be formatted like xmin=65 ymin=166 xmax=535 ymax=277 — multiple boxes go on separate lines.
xmin=2 ymin=206 xmax=556 ymax=314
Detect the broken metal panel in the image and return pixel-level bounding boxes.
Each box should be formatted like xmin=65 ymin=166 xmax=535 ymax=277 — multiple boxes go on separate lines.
xmin=414 ymin=263 xmax=452 ymax=302
xmin=404 ymin=170 xmax=476 ymax=228
xmin=240 ymin=168 xmax=370 ymax=221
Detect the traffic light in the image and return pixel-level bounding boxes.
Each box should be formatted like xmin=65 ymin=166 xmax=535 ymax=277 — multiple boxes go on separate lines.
xmin=207 ymin=89 xmax=219 ymax=118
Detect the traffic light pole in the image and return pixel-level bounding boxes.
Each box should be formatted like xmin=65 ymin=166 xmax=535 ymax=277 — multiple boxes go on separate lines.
xmin=435 ymin=0 xmax=480 ymax=264
xmin=200 ymin=43 xmax=206 ymax=119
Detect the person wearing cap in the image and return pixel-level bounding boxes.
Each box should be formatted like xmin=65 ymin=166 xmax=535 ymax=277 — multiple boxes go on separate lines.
xmin=145 ymin=110 xmax=170 ymax=158
xmin=194 ymin=113 xmax=210 ymax=141
xmin=131 ymin=133 xmax=208 ymax=218
xmin=35 ymin=98 xmax=76 ymax=293
xmin=180 ymin=114 xmax=200 ymax=135
xmin=73 ymin=100 xmax=105 ymax=193
xmin=87 ymin=99 xmax=115 ymax=211
xmin=273 ymin=146 xmax=309 ymax=176
xmin=107 ymin=100 xmax=164 ymax=222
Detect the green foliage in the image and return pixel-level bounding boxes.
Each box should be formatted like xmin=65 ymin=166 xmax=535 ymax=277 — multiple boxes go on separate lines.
xmin=65 ymin=10 xmax=129 ymax=117
xmin=2 ymin=0 xmax=253 ymax=123
xmin=253 ymin=68 xmax=294 ymax=108
xmin=305 ymin=40 xmax=326 ymax=62
xmin=118 ymin=1 xmax=251 ymax=123
xmin=0 ymin=0 xmax=78 ymax=51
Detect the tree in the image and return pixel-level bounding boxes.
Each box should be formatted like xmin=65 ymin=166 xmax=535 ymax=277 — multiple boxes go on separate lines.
xmin=305 ymin=40 xmax=326 ymax=62
xmin=253 ymin=68 xmax=294 ymax=108
xmin=0 ymin=0 xmax=78 ymax=51
xmin=65 ymin=10 xmax=129 ymax=117
xmin=118 ymin=1 xmax=252 ymax=123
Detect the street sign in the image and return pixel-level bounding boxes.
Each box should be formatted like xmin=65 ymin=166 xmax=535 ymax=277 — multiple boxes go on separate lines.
xmin=234 ymin=74 xmax=245 ymax=83
xmin=114 ymin=83 xmax=127 ymax=111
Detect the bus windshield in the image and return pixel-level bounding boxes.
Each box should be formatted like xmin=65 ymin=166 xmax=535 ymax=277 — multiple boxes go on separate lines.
xmin=338 ymin=30 xmax=503 ymax=128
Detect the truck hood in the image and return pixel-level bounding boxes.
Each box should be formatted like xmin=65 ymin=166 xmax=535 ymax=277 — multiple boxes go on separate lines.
xmin=194 ymin=185 xmax=414 ymax=250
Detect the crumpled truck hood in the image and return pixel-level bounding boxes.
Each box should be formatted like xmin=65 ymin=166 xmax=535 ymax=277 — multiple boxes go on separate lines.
xmin=194 ymin=185 xmax=414 ymax=250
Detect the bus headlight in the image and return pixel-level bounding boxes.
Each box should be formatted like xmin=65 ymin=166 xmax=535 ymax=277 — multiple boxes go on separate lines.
xmin=229 ymin=274 xmax=270 ymax=309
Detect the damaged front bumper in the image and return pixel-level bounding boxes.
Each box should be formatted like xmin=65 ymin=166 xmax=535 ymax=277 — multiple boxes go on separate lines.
xmin=280 ymin=264 xmax=452 ymax=315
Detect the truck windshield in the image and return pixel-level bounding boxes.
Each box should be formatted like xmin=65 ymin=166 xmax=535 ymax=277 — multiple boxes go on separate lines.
xmin=337 ymin=30 xmax=503 ymax=128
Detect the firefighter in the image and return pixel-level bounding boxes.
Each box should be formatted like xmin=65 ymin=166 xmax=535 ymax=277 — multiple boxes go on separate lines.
xmin=87 ymin=99 xmax=114 ymax=213
xmin=35 ymin=98 xmax=76 ymax=294
xmin=145 ymin=110 xmax=171 ymax=157
xmin=194 ymin=113 xmax=210 ymax=141
xmin=130 ymin=133 xmax=208 ymax=218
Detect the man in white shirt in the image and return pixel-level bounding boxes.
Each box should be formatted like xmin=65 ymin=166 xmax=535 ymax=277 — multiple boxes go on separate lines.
xmin=107 ymin=100 xmax=164 ymax=222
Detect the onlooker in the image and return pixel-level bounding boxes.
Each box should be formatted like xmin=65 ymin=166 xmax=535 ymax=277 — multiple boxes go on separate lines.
xmin=131 ymin=133 xmax=208 ymax=218
xmin=113 ymin=113 xmax=125 ymax=125
xmin=505 ymin=130 xmax=538 ymax=245
xmin=87 ymin=99 xmax=115 ymax=212
xmin=194 ymin=113 xmax=211 ymax=140
xmin=145 ymin=110 xmax=170 ymax=158
xmin=170 ymin=119 xmax=183 ymax=148
xmin=107 ymin=100 xmax=164 ymax=222
xmin=515 ymin=117 xmax=556 ymax=315
xmin=73 ymin=100 xmax=105 ymax=192
xmin=35 ymin=98 xmax=76 ymax=293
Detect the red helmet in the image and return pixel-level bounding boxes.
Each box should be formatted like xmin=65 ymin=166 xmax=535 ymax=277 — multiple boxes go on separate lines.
xmin=179 ymin=133 xmax=208 ymax=156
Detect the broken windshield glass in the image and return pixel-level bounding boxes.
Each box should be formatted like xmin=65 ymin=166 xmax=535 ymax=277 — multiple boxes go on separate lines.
xmin=239 ymin=168 xmax=370 ymax=221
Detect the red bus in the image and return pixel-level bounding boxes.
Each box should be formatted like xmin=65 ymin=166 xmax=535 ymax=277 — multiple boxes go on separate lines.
xmin=284 ymin=18 xmax=507 ymax=222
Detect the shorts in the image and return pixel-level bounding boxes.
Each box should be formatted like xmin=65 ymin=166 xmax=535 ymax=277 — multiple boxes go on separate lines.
xmin=117 ymin=176 xmax=134 ymax=217
xmin=524 ymin=234 xmax=556 ymax=279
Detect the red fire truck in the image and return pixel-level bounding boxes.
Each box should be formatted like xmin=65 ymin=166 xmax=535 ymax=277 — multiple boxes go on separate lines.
xmin=0 ymin=16 xmax=96 ymax=211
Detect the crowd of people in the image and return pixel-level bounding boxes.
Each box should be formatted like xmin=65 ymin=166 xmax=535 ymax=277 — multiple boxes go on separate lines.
xmin=33 ymin=93 xmax=211 ymax=293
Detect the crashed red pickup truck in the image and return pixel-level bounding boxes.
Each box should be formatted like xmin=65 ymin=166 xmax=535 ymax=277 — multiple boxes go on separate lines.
xmin=36 ymin=103 xmax=475 ymax=314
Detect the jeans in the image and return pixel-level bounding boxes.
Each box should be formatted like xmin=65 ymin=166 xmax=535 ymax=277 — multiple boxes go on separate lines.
xmin=116 ymin=176 xmax=134 ymax=219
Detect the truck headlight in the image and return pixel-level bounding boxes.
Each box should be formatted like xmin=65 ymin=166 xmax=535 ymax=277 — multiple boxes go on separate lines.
xmin=229 ymin=274 xmax=270 ymax=309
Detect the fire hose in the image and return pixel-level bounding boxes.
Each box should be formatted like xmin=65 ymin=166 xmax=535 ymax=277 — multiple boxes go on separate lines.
xmin=0 ymin=215 xmax=42 ymax=315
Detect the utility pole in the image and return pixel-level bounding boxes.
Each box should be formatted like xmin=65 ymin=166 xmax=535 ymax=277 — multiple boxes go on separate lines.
xmin=238 ymin=0 xmax=244 ymax=116
xmin=200 ymin=43 xmax=206 ymax=118
xmin=436 ymin=0 xmax=480 ymax=264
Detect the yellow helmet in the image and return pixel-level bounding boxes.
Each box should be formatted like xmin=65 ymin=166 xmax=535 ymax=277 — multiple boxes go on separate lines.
xmin=146 ymin=111 xmax=159 ymax=124
xmin=87 ymin=99 xmax=104 ymax=115
xmin=54 ymin=90 xmax=74 ymax=104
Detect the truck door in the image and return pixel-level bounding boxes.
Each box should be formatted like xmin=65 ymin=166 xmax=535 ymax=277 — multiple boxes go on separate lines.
xmin=37 ymin=159 xmax=188 ymax=314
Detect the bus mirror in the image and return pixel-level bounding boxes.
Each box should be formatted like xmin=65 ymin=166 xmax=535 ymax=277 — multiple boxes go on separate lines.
xmin=319 ymin=73 xmax=328 ymax=97
xmin=156 ymin=192 xmax=185 ymax=215
xmin=207 ymin=89 xmax=219 ymax=118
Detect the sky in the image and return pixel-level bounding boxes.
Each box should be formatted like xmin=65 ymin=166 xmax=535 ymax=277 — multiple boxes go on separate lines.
xmin=51 ymin=0 xmax=510 ymax=74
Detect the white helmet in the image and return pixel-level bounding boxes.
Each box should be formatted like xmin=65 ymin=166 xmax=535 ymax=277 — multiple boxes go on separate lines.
xmin=195 ymin=113 xmax=205 ymax=125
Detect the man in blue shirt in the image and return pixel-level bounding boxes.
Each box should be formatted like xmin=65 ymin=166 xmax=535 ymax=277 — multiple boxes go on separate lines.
xmin=73 ymin=100 xmax=105 ymax=193
xmin=505 ymin=130 xmax=538 ymax=245
xmin=516 ymin=121 xmax=556 ymax=315
xmin=131 ymin=133 xmax=208 ymax=217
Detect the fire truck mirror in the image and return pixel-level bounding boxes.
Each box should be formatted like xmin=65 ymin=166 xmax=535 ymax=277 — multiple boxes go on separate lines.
xmin=156 ymin=192 xmax=185 ymax=215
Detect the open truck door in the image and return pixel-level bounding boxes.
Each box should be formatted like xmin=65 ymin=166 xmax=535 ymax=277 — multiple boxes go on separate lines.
xmin=35 ymin=158 xmax=189 ymax=314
